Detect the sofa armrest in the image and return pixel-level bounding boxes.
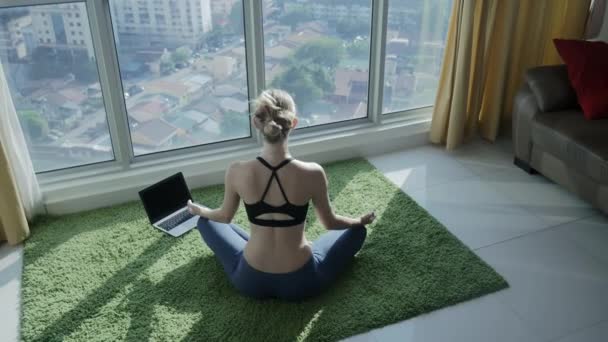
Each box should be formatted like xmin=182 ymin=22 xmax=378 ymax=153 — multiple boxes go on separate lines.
xmin=525 ymin=65 xmax=578 ymax=112
xmin=512 ymin=83 xmax=541 ymax=162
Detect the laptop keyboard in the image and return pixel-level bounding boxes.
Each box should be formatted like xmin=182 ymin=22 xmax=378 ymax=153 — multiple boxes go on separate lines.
xmin=159 ymin=210 xmax=195 ymax=231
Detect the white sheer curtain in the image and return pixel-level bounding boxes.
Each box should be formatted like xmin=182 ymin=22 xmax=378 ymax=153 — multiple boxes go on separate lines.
xmin=0 ymin=61 xmax=44 ymax=220
xmin=586 ymin=0 xmax=607 ymax=39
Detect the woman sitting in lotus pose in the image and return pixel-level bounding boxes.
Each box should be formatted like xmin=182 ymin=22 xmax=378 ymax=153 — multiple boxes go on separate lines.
xmin=187 ymin=89 xmax=375 ymax=301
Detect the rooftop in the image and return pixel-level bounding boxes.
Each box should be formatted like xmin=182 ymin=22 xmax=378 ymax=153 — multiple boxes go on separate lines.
xmin=58 ymin=88 xmax=88 ymax=104
xmin=334 ymin=69 xmax=369 ymax=97
xmin=214 ymin=84 xmax=246 ymax=97
xmin=190 ymin=98 xmax=220 ymax=115
xmin=208 ymin=55 xmax=236 ymax=69
xmin=130 ymin=119 xmax=178 ymax=147
xmin=129 ymin=100 xmax=171 ymax=123
xmin=182 ymin=110 xmax=210 ymax=123
xmin=265 ymin=44 xmax=293 ymax=60
xmin=146 ymin=80 xmax=191 ymax=99
xmin=219 ymin=97 xmax=248 ymax=113
xmin=183 ymin=74 xmax=212 ymax=87
xmin=284 ymin=30 xmax=323 ymax=49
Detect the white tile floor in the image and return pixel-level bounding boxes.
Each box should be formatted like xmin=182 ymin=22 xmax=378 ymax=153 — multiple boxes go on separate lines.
xmin=0 ymin=243 xmax=23 ymax=342
xmin=2 ymin=139 xmax=607 ymax=342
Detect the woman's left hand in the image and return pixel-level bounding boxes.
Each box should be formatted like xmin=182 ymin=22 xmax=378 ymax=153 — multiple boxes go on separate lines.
xmin=359 ymin=212 xmax=376 ymax=226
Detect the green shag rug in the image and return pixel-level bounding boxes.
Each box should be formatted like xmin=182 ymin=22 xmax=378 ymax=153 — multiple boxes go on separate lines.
xmin=21 ymin=159 xmax=507 ymax=342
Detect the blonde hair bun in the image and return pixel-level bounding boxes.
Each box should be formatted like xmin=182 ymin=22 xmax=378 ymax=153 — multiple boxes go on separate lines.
xmin=263 ymin=120 xmax=282 ymax=137
xmin=254 ymin=89 xmax=296 ymax=143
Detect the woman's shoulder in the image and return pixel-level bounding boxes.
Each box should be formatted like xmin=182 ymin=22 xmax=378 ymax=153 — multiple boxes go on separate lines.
xmin=226 ymin=159 xmax=255 ymax=174
xmin=229 ymin=159 xmax=251 ymax=168
xmin=290 ymin=159 xmax=324 ymax=177
xmin=229 ymin=158 xmax=323 ymax=174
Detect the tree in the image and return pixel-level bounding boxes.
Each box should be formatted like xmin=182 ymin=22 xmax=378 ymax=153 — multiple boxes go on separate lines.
xmin=278 ymin=7 xmax=313 ymax=30
xmin=220 ymin=110 xmax=249 ymax=137
xmin=229 ymin=2 xmax=244 ymax=35
xmin=202 ymin=26 xmax=229 ymax=49
xmin=18 ymin=110 xmax=49 ymax=141
xmin=30 ymin=47 xmax=63 ymax=80
xmin=160 ymin=60 xmax=174 ymax=75
xmin=273 ymin=0 xmax=289 ymax=10
xmin=347 ymin=38 xmax=370 ymax=59
xmin=294 ymin=38 xmax=345 ymax=69
xmin=271 ymin=65 xmax=324 ymax=105
xmin=336 ymin=18 xmax=369 ymax=40
xmin=172 ymin=46 xmax=192 ymax=65
xmin=308 ymin=65 xmax=334 ymax=94
xmin=160 ymin=49 xmax=174 ymax=74
xmin=30 ymin=47 xmax=98 ymax=83
xmin=72 ymin=58 xmax=97 ymax=83
xmin=271 ymin=37 xmax=342 ymax=105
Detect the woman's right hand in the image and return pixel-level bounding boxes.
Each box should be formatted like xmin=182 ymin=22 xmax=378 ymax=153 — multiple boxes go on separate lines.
xmin=187 ymin=200 xmax=204 ymax=216
xmin=359 ymin=212 xmax=376 ymax=226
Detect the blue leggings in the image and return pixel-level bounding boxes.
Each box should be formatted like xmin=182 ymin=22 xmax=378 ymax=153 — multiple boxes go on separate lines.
xmin=197 ymin=218 xmax=366 ymax=301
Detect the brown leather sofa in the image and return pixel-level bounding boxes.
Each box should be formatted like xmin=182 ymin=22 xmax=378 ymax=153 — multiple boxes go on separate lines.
xmin=513 ymin=65 xmax=608 ymax=214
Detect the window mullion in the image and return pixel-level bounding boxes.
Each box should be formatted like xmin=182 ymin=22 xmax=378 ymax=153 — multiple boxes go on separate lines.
xmin=86 ymin=0 xmax=133 ymax=168
xmin=243 ymin=0 xmax=264 ymax=146
xmin=368 ymin=0 xmax=388 ymax=125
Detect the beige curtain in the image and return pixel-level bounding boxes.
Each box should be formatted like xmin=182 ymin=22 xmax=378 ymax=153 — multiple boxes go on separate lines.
xmin=430 ymin=0 xmax=592 ymax=150
xmin=0 ymin=142 xmax=30 ymax=245
xmin=1 ymin=61 xmax=44 ymax=245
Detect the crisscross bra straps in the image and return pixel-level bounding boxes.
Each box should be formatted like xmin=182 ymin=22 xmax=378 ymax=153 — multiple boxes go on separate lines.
xmin=243 ymin=157 xmax=310 ymax=227
xmin=256 ymin=157 xmax=293 ymax=203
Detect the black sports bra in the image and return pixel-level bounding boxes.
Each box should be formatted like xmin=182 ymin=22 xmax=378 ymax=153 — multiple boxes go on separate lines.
xmin=244 ymin=157 xmax=310 ymax=227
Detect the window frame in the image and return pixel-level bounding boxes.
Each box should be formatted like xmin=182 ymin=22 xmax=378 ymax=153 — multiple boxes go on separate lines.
xmin=0 ymin=0 xmax=440 ymax=187
xmin=260 ymin=0 xmax=380 ymax=131
xmin=107 ymin=0 xmax=257 ymax=162
xmin=1 ymin=0 xmax=119 ymax=175
xmin=380 ymin=0 xmax=445 ymax=116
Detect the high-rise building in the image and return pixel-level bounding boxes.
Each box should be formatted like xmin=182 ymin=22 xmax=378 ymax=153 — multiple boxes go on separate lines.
xmin=282 ymin=0 xmax=418 ymax=27
xmin=0 ymin=9 xmax=32 ymax=62
xmin=111 ymin=0 xmax=213 ymax=50
xmin=210 ymin=0 xmax=239 ymax=22
xmin=30 ymin=3 xmax=94 ymax=59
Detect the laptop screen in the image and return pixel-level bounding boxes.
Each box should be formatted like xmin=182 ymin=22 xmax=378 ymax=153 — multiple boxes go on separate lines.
xmin=139 ymin=172 xmax=192 ymax=224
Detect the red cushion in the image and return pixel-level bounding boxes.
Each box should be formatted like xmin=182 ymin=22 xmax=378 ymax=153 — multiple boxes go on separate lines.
xmin=553 ymin=39 xmax=608 ymax=120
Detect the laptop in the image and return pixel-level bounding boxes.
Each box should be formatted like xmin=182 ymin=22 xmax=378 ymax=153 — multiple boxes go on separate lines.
xmin=138 ymin=172 xmax=198 ymax=237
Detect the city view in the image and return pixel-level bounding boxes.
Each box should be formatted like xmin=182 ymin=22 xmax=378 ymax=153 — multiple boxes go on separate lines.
xmin=0 ymin=0 xmax=451 ymax=173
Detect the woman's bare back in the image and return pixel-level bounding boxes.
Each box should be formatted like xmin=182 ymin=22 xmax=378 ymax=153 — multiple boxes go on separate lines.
xmin=233 ymin=158 xmax=320 ymax=273
xmin=188 ymin=157 xmax=373 ymax=274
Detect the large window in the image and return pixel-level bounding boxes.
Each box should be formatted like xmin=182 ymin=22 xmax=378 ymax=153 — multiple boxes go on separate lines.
xmin=382 ymin=0 xmax=452 ymax=114
xmin=109 ymin=0 xmax=250 ymax=156
xmin=0 ymin=0 xmax=454 ymax=177
xmin=0 ymin=3 xmax=113 ymax=172
xmin=263 ymin=0 xmax=372 ymax=128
